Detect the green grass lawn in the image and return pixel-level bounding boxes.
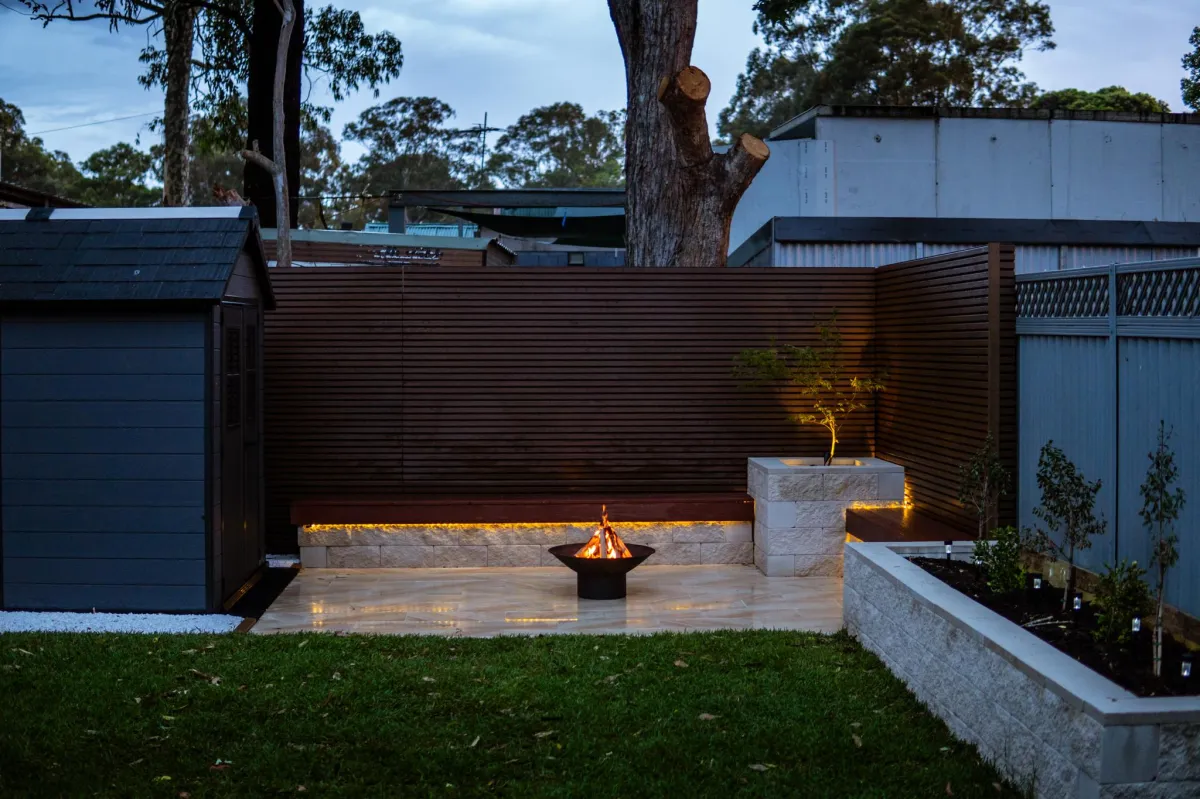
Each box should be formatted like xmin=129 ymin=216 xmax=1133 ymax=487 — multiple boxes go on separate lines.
xmin=0 ymin=630 xmax=1017 ymax=798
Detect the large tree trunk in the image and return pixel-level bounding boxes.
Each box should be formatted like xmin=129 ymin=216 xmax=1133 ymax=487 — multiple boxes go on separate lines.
xmin=245 ymin=0 xmax=303 ymax=228
xmin=607 ymin=0 xmax=769 ymax=267
xmin=162 ymin=1 xmax=196 ymax=207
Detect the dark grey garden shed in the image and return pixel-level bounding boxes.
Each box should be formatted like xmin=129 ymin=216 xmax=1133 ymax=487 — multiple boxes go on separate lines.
xmin=0 ymin=207 xmax=275 ymax=612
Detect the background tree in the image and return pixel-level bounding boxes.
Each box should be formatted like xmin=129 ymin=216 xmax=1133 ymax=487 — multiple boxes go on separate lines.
xmin=297 ymin=112 xmax=345 ymax=229
xmin=341 ymin=97 xmax=482 ymax=225
xmin=1183 ymin=27 xmax=1200 ymax=111
xmin=717 ymin=49 xmax=818 ymax=141
xmin=487 ymin=103 xmax=625 ymax=188
xmin=1139 ymin=421 xmax=1186 ymax=678
xmin=241 ymin=0 xmax=296 ymax=267
xmin=0 ymin=97 xmax=82 ymax=195
xmin=1031 ymin=86 xmax=1170 ymax=113
xmin=77 ymin=143 xmax=158 ymax=207
xmin=607 ymin=0 xmax=771 ymax=267
xmin=21 ymin=0 xmax=403 ymax=219
xmin=722 ymin=0 xmax=1055 ymax=132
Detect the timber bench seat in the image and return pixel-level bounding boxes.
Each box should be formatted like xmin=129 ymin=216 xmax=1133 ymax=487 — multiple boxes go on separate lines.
xmin=845 ymin=508 xmax=975 ymax=544
xmin=291 ymin=493 xmax=756 ymax=526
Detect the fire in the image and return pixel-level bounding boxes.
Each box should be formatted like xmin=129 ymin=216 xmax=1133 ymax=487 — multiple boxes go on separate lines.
xmin=575 ymin=505 xmax=633 ymax=559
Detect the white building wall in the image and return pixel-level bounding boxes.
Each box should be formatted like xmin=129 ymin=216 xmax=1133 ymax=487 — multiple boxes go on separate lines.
xmin=731 ymin=115 xmax=1200 ymax=254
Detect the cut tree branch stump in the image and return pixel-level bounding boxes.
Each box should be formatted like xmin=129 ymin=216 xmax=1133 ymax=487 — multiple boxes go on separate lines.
xmin=658 ymin=66 xmax=714 ymax=167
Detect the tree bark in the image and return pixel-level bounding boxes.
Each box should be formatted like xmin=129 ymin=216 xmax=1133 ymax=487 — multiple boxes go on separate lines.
xmin=607 ymin=0 xmax=769 ymax=267
xmin=242 ymin=0 xmax=295 ymax=268
xmin=162 ymin=1 xmax=196 ymax=207
xmin=245 ymin=0 xmax=303 ymax=228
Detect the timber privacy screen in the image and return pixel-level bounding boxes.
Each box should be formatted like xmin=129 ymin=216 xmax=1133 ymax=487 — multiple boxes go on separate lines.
xmin=262 ymin=246 xmax=1014 ymax=551
xmin=1017 ymin=256 xmax=1200 ymax=618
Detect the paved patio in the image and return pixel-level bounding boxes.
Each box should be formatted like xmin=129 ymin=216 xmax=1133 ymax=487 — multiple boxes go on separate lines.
xmin=251 ymin=565 xmax=844 ymax=636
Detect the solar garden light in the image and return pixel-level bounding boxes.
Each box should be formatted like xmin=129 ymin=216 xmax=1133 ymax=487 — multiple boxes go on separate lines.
xmin=1073 ymin=593 xmax=1083 ymax=611
xmin=1132 ymin=616 xmax=1142 ymax=634
xmin=1183 ymin=654 xmax=1193 ymax=679
xmin=944 ymin=540 xmax=953 ymax=561
xmin=1029 ymin=572 xmax=1043 ymax=591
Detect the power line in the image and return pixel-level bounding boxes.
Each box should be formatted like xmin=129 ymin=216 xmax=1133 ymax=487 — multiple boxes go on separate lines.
xmin=30 ymin=111 xmax=159 ymax=136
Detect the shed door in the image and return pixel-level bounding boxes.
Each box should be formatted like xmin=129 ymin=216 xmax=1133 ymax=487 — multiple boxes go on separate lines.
xmin=220 ymin=305 xmax=261 ymax=600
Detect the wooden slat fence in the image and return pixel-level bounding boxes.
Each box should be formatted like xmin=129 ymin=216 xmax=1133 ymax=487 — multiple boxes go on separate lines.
xmin=874 ymin=244 xmax=1017 ymax=530
xmin=263 ymin=267 xmax=877 ymax=550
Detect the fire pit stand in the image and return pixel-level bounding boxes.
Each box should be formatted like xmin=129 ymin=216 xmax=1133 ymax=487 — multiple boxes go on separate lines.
xmin=548 ymin=543 xmax=656 ymax=600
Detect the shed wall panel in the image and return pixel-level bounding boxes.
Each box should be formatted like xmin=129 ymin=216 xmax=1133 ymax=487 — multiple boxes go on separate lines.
xmin=1 ymin=314 xmax=208 ymax=611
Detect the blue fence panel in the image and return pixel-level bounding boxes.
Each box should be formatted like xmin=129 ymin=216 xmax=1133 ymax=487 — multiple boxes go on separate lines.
xmin=1018 ymin=335 xmax=1116 ymax=574
xmin=1117 ymin=337 xmax=1200 ymax=615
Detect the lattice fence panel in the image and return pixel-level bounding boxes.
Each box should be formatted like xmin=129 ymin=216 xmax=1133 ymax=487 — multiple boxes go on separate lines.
xmin=1017 ymin=274 xmax=1108 ymax=318
xmin=1118 ymin=268 xmax=1200 ymax=317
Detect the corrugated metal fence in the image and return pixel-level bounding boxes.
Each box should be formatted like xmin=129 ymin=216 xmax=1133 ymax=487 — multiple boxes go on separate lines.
xmin=1017 ymin=257 xmax=1200 ymax=617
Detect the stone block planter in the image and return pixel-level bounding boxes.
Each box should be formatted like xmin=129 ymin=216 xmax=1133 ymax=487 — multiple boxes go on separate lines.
xmin=298 ymin=522 xmax=752 ymax=569
xmin=844 ymin=542 xmax=1200 ymax=799
xmin=747 ymin=457 xmax=904 ymax=577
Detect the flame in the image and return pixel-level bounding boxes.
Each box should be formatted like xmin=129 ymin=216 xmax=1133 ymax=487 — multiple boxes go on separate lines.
xmin=575 ymin=505 xmax=633 ymax=559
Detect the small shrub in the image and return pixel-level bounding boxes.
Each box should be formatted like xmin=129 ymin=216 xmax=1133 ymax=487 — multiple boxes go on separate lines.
xmin=1092 ymin=560 xmax=1152 ymax=646
xmin=1139 ymin=420 xmax=1187 ymax=677
xmin=973 ymin=526 xmax=1025 ymax=595
xmin=1029 ymin=441 xmax=1106 ymax=612
xmin=958 ymin=434 xmax=1011 ymax=540
xmin=733 ymin=312 xmax=884 ymax=464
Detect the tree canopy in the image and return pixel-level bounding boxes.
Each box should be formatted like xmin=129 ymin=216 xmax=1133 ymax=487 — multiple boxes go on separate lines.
xmin=1184 ymin=26 xmax=1200 ymax=112
xmin=1030 ymin=86 xmax=1170 ymax=113
xmin=720 ymin=0 xmax=1056 ymax=140
xmin=0 ymin=98 xmax=81 ymax=196
xmin=487 ymin=103 xmax=625 ymax=189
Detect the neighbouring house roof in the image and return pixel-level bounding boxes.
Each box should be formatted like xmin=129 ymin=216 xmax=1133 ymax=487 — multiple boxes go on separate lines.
xmin=0 ymin=180 xmax=91 ymax=209
xmin=260 ymin=227 xmax=516 ymax=267
xmin=388 ymin=188 xmax=625 ymax=209
xmin=0 ymin=206 xmax=275 ymax=308
xmin=728 ymin=216 xmax=1200 ymax=267
xmin=769 ymin=105 xmax=1200 ymax=141
xmin=265 ymin=227 xmax=510 ymax=253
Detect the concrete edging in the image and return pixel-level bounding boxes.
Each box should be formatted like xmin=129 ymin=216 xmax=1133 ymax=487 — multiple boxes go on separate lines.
xmin=844 ymin=541 xmax=1200 ymax=798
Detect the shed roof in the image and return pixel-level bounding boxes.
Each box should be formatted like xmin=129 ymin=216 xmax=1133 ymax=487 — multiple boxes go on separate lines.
xmin=0 ymin=207 xmax=274 ymax=309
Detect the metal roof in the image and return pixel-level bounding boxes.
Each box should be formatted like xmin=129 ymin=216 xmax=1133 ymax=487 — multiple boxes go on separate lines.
xmin=388 ymin=189 xmax=625 ymax=209
xmin=263 ymin=227 xmax=512 ymax=254
xmin=769 ymin=105 xmax=1200 ymax=141
xmin=0 ymin=207 xmax=274 ymax=308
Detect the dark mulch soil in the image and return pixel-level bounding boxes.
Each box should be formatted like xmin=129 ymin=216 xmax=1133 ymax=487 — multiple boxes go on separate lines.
xmin=913 ymin=558 xmax=1197 ymax=698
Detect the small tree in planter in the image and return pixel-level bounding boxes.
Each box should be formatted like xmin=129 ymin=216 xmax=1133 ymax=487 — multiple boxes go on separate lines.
xmin=1030 ymin=441 xmax=1106 ymax=612
xmin=733 ymin=312 xmax=884 ymax=465
xmin=958 ymin=434 xmax=1011 ymax=540
xmin=1139 ymin=420 xmax=1186 ymax=678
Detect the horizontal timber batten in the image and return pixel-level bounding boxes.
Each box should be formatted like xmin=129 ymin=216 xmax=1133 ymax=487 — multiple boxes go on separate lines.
xmin=291 ymin=494 xmax=755 ymax=525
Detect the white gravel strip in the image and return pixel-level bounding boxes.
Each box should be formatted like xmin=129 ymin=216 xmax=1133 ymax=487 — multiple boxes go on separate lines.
xmin=0 ymin=611 xmax=243 ymax=635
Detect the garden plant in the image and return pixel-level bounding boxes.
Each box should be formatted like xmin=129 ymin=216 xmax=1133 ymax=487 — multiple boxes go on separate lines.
xmin=1139 ymin=420 xmax=1187 ymax=677
xmin=958 ymin=434 xmax=1011 ymax=541
xmin=1030 ymin=441 xmax=1106 ymax=612
xmin=734 ymin=312 xmax=884 ymax=464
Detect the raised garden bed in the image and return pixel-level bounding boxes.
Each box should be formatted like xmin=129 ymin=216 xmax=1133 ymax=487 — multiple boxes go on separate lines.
xmin=913 ymin=557 xmax=1196 ymax=699
xmin=844 ymin=541 xmax=1200 ymax=799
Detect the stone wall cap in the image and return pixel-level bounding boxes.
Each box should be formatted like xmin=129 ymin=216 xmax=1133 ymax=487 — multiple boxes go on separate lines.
xmin=846 ymin=542 xmax=1200 ymax=724
xmin=749 ymin=457 xmax=904 ymax=474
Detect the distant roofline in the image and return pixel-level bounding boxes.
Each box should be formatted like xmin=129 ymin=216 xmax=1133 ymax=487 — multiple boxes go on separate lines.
xmin=388 ymin=189 xmax=625 ymax=209
xmin=263 ymin=226 xmax=515 ymax=256
xmin=729 ymin=216 xmax=1200 ymax=266
xmin=0 ymin=180 xmax=91 ymax=209
xmin=769 ymin=105 xmax=1200 ymax=141
xmin=0 ymin=206 xmax=256 ymax=221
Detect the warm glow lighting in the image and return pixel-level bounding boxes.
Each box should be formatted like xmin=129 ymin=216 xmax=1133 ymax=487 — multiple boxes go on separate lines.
xmin=302 ymin=521 xmax=741 ymax=533
xmin=576 ymin=505 xmax=633 ymax=559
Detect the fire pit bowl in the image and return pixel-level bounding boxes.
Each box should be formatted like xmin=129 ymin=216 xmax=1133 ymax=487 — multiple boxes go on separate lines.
xmin=548 ymin=543 xmax=656 ymax=600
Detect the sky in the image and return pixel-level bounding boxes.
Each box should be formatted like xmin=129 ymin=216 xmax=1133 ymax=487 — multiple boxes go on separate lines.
xmin=0 ymin=0 xmax=1195 ymax=169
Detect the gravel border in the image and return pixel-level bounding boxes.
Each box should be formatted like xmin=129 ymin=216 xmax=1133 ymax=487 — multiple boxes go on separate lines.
xmin=0 ymin=611 xmax=243 ymax=635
